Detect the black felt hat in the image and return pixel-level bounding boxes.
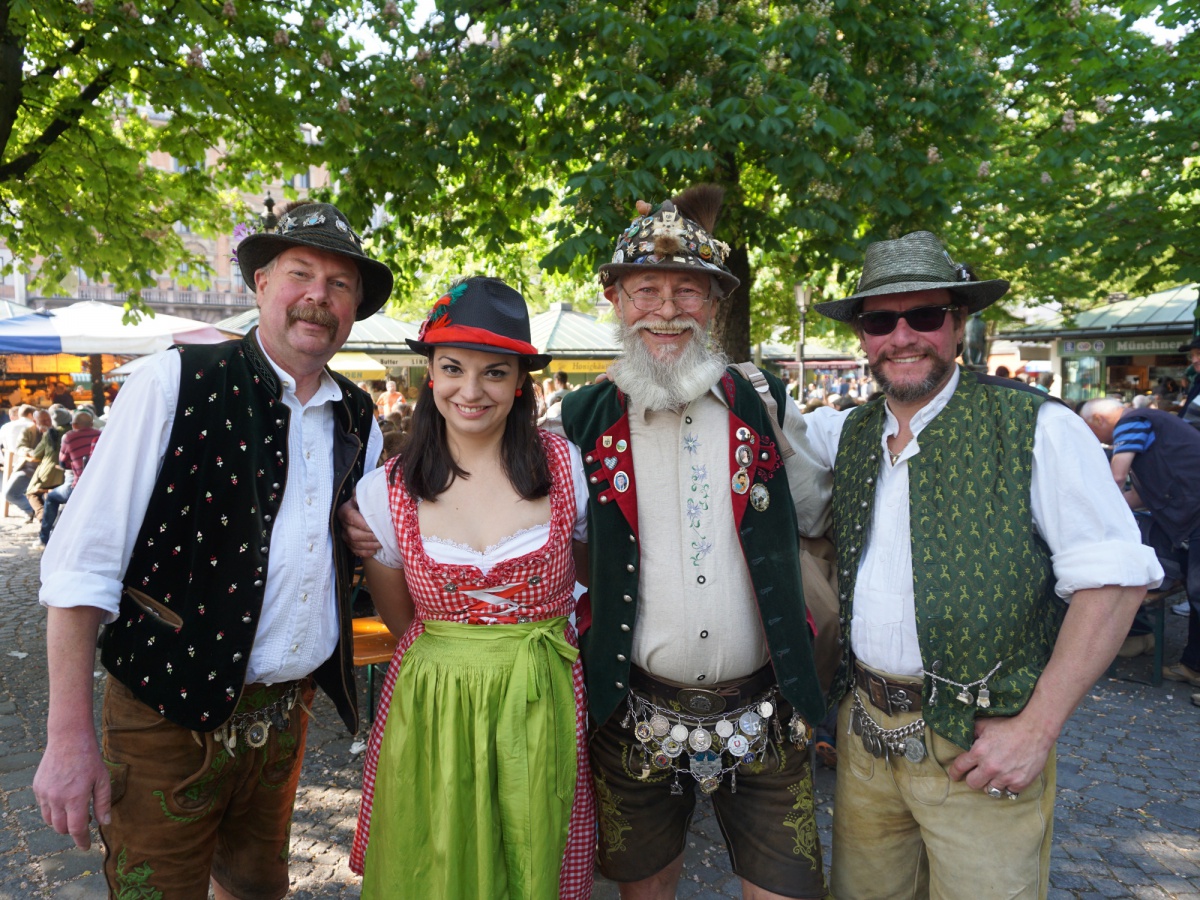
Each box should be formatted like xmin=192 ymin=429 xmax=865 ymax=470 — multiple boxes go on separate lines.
xmin=816 ymin=231 xmax=1009 ymax=323
xmin=236 ymin=202 xmax=394 ymax=320
xmin=1178 ymin=336 xmax=1200 ymax=353
xmin=406 ymin=276 xmax=552 ymax=370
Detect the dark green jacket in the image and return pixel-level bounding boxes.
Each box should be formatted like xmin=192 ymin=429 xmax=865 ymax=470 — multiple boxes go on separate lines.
xmin=562 ymin=368 xmax=825 ymax=727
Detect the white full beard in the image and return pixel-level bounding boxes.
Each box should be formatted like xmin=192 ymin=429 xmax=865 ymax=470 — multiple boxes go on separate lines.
xmin=610 ymin=319 xmax=730 ymax=411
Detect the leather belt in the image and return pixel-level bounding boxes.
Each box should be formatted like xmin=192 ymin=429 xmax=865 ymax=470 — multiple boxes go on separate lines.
xmin=629 ymin=663 xmax=776 ymax=717
xmin=854 ymin=662 xmax=922 ymax=715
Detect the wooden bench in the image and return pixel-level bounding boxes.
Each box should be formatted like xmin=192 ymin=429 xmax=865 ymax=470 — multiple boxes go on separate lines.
xmin=352 ymin=615 xmax=398 ymax=724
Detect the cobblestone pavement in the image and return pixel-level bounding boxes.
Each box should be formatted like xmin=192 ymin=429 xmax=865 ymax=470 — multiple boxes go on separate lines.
xmin=2 ymin=511 xmax=1198 ymax=899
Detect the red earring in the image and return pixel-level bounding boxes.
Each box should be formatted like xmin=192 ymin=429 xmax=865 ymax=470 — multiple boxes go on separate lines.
xmin=428 ymin=379 xmax=433 ymax=388
xmin=515 ymin=388 xmax=523 ymax=397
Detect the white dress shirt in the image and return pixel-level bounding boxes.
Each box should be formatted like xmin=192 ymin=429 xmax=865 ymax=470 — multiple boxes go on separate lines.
xmin=625 ymin=385 xmax=832 ymax=685
xmin=40 ymin=335 xmax=382 ymax=685
xmin=805 ymin=369 xmax=1163 ymax=676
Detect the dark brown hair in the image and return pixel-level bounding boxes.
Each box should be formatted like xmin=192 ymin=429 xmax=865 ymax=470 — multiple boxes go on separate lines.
xmin=390 ymin=363 xmax=550 ymax=501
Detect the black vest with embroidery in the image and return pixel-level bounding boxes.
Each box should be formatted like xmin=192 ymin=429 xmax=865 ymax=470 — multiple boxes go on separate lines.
xmin=101 ymin=332 xmax=375 ymax=733
xmin=829 ymin=370 xmax=1063 ymax=749
xmin=562 ymin=368 xmax=825 ymax=728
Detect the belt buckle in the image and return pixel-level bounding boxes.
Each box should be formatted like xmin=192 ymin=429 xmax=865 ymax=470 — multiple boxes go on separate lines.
xmin=675 ymin=688 xmax=726 ymax=716
xmin=866 ymin=674 xmax=893 ymax=715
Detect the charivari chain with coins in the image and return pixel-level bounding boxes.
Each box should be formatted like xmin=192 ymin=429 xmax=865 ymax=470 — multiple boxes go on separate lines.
xmin=623 ymin=689 xmax=811 ymax=796
xmin=848 ymin=692 xmax=928 ymax=763
xmin=208 ymin=684 xmax=300 ymax=757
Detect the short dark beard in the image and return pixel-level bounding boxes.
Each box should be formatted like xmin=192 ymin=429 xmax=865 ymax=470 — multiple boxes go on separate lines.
xmin=872 ymin=353 xmax=956 ymax=405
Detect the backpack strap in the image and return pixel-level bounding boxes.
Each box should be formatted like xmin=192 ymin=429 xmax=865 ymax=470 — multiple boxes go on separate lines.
xmin=730 ymin=362 xmax=795 ymax=460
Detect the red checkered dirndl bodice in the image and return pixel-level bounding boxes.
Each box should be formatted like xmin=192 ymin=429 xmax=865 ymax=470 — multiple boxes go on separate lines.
xmin=350 ymin=430 xmax=594 ymax=898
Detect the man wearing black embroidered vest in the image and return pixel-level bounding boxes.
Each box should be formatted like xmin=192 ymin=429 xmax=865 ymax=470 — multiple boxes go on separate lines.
xmin=33 ymin=201 xmax=390 ymax=899
xmin=804 ymin=231 xmax=1162 ymax=898
xmin=562 ymin=186 xmax=832 ymax=899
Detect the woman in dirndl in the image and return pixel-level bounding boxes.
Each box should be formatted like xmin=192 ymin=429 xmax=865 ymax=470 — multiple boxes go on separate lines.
xmin=349 ymin=276 xmax=594 ymax=899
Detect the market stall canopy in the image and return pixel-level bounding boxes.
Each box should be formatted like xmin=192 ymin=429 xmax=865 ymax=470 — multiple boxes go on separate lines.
xmin=328 ymin=352 xmax=387 ymax=381
xmin=525 ymin=303 xmax=621 ymax=375
xmin=0 ymin=301 xmax=225 ymax=354
xmin=999 ymin=284 xmax=1199 ymax=341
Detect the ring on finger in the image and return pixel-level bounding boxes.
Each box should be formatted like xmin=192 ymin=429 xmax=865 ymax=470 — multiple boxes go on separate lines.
xmin=986 ymin=785 xmax=1003 ymax=799
xmin=1004 ymin=789 xmax=1019 ymax=800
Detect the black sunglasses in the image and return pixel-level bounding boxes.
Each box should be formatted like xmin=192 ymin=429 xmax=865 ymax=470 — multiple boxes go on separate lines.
xmin=856 ymin=305 xmax=958 ymax=337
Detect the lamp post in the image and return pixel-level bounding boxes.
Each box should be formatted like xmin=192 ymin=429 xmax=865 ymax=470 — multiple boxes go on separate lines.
xmin=261 ymin=192 xmax=278 ymax=232
xmin=794 ymin=284 xmax=811 ymax=402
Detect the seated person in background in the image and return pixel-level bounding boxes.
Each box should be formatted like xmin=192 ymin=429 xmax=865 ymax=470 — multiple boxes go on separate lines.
xmin=1082 ymin=397 xmax=1200 ymax=688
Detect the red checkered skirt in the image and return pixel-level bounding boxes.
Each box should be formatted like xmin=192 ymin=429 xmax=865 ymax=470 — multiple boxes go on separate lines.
xmin=350 ymin=431 xmax=594 ymax=898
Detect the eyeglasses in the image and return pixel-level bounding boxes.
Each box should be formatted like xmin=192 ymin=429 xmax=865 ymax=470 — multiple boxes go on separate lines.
xmin=855 ymin=305 xmax=957 ymax=337
xmin=618 ymin=283 xmax=711 ymax=313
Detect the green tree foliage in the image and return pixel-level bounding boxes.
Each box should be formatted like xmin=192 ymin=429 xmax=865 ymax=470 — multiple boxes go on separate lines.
xmin=949 ymin=2 xmax=1200 ymax=310
xmin=316 ymin=0 xmax=1000 ymax=358
xmin=0 ymin=0 xmax=363 ymax=299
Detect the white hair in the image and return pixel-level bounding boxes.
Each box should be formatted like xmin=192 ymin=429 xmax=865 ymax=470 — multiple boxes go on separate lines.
xmin=1079 ymin=396 xmax=1124 ymax=420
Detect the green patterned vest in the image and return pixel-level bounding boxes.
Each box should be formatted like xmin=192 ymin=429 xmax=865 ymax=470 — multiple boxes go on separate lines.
xmin=829 ymin=369 xmax=1064 ymax=749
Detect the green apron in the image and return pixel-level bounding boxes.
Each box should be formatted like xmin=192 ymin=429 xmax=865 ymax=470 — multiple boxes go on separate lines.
xmin=361 ymin=617 xmax=578 ymax=899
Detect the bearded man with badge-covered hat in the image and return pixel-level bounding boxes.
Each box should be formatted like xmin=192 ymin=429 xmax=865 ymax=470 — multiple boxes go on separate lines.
xmin=802 ymin=231 xmax=1163 ymax=898
xmin=560 ymin=185 xmax=833 ymax=899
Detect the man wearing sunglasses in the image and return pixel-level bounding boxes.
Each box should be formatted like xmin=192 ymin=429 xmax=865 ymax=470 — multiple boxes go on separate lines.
xmin=803 ymin=230 xmax=1161 ymax=897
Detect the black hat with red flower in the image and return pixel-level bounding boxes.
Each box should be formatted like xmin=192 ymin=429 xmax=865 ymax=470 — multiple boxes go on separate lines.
xmin=406 ymin=276 xmax=552 ymax=370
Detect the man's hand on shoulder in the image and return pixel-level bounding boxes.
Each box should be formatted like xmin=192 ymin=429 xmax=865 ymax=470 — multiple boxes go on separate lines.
xmin=337 ymin=497 xmax=381 ymax=558
xmin=33 ymin=729 xmax=111 ymax=849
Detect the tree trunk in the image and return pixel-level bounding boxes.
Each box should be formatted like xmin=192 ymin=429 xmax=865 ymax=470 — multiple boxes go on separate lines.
xmin=711 ymin=245 xmax=753 ymax=362
xmin=89 ymin=353 xmax=105 ymax=415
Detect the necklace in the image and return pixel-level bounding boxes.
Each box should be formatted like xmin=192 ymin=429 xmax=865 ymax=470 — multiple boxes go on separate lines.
xmin=889 ymin=449 xmax=902 ymax=465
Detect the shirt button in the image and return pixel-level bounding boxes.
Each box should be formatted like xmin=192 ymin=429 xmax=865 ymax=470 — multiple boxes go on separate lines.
xmin=697 ymin=575 xmax=706 ymax=584
xmin=301 ymin=593 xmax=308 ymax=602
xmin=254 ymin=579 xmax=263 ymax=587
xmin=628 ymin=534 xmax=636 ymax=543
xmin=275 ymin=419 xmax=285 ymax=427
xmin=261 ymin=546 xmax=268 ymax=553
xmin=615 ymin=681 xmax=624 ymax=689
xmin=305 ymin=451 xmax=311 ymax=460
xmin=700 ymin=630 xmax=708 ymax=639
xmin=264 ymin=514 xmax=272 ymax=522
xmin=308 ymin=543 xmax=314 ymax=552
xmin=272 ymin=483 xmax=280 ymax=490
xmin=616 ymin=654 xmax=626 ymax=662
xmin=623 ymin=594 xmax=633 ymax=603
xmin=626 ymin=563 xmax=635 ymax=573
xmin=305 ymin=497 xmax=312 ymax=506
xmin=697 ymin=674 xmax=706 ymax=682
xmin=620 ymin=624 xmax=630 ymax=632
xmin=685 ymin=416 xmax=693 ymax=424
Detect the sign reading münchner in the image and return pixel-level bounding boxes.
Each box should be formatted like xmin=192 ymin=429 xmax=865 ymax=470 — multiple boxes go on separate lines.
xmin=1060 ymin=337 xmax=1184 ymax=357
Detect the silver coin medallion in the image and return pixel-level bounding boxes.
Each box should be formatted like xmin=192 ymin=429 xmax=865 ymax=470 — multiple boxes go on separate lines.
xmin=758 ymin=700 xmax=774 ymax=718
xmin=715 ymin=719 xmax=735 ymax=739
xmin=650 ymin=714 xmax=670 ymax=737
xmin=662 ymin=738 xmax=684 ymax=758
xmin=670 ymin=723 xmax=689 ymax=742
xmin=904 ymin=736 xmax=927 ymax=763
xmin=726 ymin=733 xmax=750 ymax=757
xmin=738 ymin=711 xmax=763 ymax=737
xmin=688 ymin=728 xmax=713 ymax=752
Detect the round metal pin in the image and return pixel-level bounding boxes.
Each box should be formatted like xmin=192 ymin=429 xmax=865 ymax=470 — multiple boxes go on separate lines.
xmin=245 ymin=721 xmax=269 ymax=749
xmin=715 ymin=719 xmax=735 ymax=739
xmin=758 ymin=700 xmax=774 ymax=718
xmin=662 ymin=738 xmax=684 ymax=758
xmin=726 ymin=733 xmax=750 ymax=756
xmin=670 ymin=723 xmax=689 ymax=742
xmin=738 ymin=711 xmax=763 ymax=736
xmin=650 ymin=714 xmax=670 ymax=737
xmin=700 ymin=776 xmax=720 ymax=795
xmin=653 ymin=752 xmax=671 ymax=769
xmin=689 ymin=728 xmax=712 ymax=752
xmin=634 ymin=722 xmax=654 ymax=742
